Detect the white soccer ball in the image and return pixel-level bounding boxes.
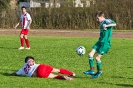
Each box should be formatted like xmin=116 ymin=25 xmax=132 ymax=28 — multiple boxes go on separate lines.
xmin=76 ymin=46 xmax=86 ymax=55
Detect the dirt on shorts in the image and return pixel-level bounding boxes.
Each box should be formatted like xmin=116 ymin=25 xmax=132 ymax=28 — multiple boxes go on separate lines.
xmin=0 ymin=29 xmax=133 ymax=38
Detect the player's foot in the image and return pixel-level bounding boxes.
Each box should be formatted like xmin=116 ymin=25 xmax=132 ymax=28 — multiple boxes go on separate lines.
xmin=92 ymin=71 xmax=102 ymax=78
xmin=64 ymin=76 xmax=73 ymax=81
xmin=18 ymin=46 xmax=24 ymax=50
xmin=70 ymin=72 xmax=76 ymax=77
xmin=25 ymin=47 xmax=30 ymax=50
xmin=83 ymin=70 xmax=94 ymax=75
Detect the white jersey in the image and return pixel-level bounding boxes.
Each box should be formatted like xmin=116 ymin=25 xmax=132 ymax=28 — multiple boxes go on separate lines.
xmin=16 ymin=63 xmax=40 ymax=77
xmin=20 ymin=13 xmax=32 ymax=29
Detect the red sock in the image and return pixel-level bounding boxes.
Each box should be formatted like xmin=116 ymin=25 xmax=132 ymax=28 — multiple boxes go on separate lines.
xmin=91 ymin=67 xmax=94 ymax=70
xmin=21 ymin=38 xmax=24 ymax=47
xmin=60 ymin=68 xmax=73 ymax=76
xmin=25 ymin=39 xmax=30 ymax=48
xmin=55 ymin=76 xmax=65 ymax=80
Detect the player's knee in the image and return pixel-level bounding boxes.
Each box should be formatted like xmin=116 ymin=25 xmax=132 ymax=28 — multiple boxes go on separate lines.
xmin=52 ymin=68 xmax=60 ymax=73
xmin=20 ymin=35 xmax=23 ymax=38
xmin=24 ymin=35 xmax=28 ymax=39
xmin=88 ymin=52 xmax=93 ymax=57
xmin=95 ymin=56 xmax=101 ymax=61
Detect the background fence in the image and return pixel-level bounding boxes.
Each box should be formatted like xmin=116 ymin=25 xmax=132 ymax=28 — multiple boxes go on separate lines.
xmin=0 ymin=0 xmax=133 ymax=30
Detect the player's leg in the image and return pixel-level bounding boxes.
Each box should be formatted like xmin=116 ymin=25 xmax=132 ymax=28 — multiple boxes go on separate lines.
xmin=52 ymin=68 xmax=75 ymax=76
xmin=92 ymin=54 xmax=102 ymax=78
xmin=18 ymin=33 xmax=24 ymax=50
xmin=83 ymin=49 xmax=96 ymax=75
xmin=48 ymin=73 xmax=73 ymax=81
xmin=24 ymin=35 xmax=30 ymax=49
xmin=37 ymin=64 xmax=73 ymax=81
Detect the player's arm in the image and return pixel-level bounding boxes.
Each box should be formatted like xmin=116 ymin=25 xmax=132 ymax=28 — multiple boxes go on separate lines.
xmin=14 ymin=19 xmax=22 ymax=29
xmin=104 ymin=23 xmax=116 ymax=28
xmin=10 ymin=72 xmax=19 ymax=76
xmin=103 ymin=20 xmax=116 ymax=30
xmin=11 ymin=68 xmax=23 ymax=76
xmin=27 ymin=19 xmax=32 ymax=29
xmin=27 ymin=14 xmax=32 ymax=29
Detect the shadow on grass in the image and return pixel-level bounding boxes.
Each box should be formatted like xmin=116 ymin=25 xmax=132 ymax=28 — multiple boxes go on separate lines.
xmin=111 ymin=76 xmax=133 ymax=80
xmin=115 ymin=84 xmax=133 ymax=87
xmin=98 ymin=82 xmax=133 ymax=87
xmin=0 ymin=72 xmax=27 ymax=78
xmin=0 ymin=46 xmax=18 ymax=49
xmin=1 ymin=72 xmax=11 ymax=76
xmin=111 ymin=76 xmax=125 ymax=78
xmin=74 ymin=76 xmax=91 ymax=78
xmin=127 ymin=66 xmax=133 ymax=68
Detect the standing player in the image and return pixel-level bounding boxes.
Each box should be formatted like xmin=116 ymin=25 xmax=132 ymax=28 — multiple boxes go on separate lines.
xmin=83 ymin=11 xmax=116 ymax=78
xmin=14 ymin=6 xmax=32 ymax=50
xmin=11 ymin=56 xmax=75 ymax=81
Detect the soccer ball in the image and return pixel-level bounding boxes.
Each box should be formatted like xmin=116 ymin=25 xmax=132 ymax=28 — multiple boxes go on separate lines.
xmin=76 ymin=46 xmax=86 ymax=55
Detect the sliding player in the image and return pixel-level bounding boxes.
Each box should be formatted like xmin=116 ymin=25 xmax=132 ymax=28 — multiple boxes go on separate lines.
xmin=11 ymin=56 xmax=75 ymax=81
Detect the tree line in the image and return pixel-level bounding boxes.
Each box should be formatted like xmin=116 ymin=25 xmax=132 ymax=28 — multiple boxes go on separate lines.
xmin=0 ymin=0 xmax=133 ymax=30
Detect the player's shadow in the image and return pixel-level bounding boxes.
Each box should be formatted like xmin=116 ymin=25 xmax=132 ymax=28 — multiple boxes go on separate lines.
xmin=0 ymin=46 xmax=18 ymax=49
xmin=111 ymin=76 xmax=133 ymax=80
xmin=115 ymin=84 xmax=133 ymax=87
xmin=0 ymin=69 xmax=17 ymax=76
xmin=0 ymin=72 xmax=11 ymax=76
xmin=0 ymin=72 xmax=26 ymax=78
xmin=98 ymin=82 xmax=133 ymax=87
xmin=127 ymin=66 xmax=133 ymax=68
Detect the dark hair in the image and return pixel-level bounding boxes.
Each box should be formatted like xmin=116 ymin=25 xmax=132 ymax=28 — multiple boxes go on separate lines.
xmin=25 ymin=56 xmax=34 ymax=63
xmin=21 ymin=6 xmax=26 ymax=9
xmin=95 ymin=11 xmax=104 ymax=17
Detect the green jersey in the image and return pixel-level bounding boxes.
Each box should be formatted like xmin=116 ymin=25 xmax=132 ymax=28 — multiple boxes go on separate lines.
xmin=98 ymin=19 xmax=116 ymax=43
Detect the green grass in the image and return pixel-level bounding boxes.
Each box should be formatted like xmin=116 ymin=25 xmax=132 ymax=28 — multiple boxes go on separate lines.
xmin=0 ymin=36 xmax=133 ymax=88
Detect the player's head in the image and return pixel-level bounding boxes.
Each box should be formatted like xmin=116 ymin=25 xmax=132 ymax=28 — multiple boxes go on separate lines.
xmin=95 ymin=11 xmax=105 ymax=22
xmin=21 ymin=6 xmax=27 ymax=14
xmin=25 ymin=56 xmax=34 ymax=63
xmin=25 ymin=56 xmax=35 ymax=66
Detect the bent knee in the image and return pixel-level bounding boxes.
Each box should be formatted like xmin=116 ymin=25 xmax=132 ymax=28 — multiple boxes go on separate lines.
xmin=20 ymin=35 xmax=24 ymax=38
xmin=52 ymin=68 xmax=60 ymax=73
xmin=95 ymin=55 xmax=102 ymax=61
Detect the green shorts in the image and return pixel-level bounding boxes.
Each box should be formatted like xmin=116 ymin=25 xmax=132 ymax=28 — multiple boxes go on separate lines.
xmin=93 ymin=42 xmax=111 ymax=55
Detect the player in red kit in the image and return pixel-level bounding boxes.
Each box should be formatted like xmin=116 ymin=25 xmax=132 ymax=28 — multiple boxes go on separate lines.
xmin=14 ymin=6 xmax=32 ymax=50
xmin=11 ymin=56 xmax=75 ymax=81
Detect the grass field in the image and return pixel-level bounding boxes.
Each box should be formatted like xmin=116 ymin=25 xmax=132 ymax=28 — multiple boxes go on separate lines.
xmin=0 ymin=36 xmax=133 ymax=88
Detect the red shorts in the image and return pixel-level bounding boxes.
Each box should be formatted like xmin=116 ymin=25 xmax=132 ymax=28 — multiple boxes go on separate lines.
xmin=37 ymin=64 xmax=53 ymax=78
xmin=20 ymin=29 xmax=29 ymax=35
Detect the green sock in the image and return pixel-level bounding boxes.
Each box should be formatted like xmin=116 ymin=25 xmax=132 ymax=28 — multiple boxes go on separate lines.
xmin=97 ymin=60 xmax=102 ymax=72
xmin=88 ymin=57 xmax=94 ymax=70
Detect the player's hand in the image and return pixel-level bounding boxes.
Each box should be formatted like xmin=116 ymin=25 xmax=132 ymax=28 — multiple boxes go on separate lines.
xmin=14 ymin=23 xmax=19 ymax=29
xmin=10 ymin=72 xmax=18 ymax=76
xmin=14 ymin=25 xmax=17 ymax=29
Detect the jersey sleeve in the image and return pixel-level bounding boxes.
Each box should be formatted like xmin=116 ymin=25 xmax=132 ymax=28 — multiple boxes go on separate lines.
xmin=26 ymin=14 xmax=32 ymax=21
xmin=20 ymin=15 xmax=23 ymax=21
xmin=105 ymin=19 xmax=112 ymax=25
xmin=16 ymin=68 xmax=25 ymax=75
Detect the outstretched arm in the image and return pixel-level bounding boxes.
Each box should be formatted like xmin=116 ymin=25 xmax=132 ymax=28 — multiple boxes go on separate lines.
xmin=11 ymin=72 xmax=19 ymax=76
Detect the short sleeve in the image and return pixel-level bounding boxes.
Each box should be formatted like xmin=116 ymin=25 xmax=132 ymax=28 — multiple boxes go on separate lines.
xmin=20 ymin=15 xmax=23 ymax=21
xmin=26 ymin=14 xmax=32 ymax=21
xmin=105 ymin=19 xmax=112 ymax=25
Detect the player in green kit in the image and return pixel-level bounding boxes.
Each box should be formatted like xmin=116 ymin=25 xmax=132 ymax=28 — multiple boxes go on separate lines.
xmin=83 ymin=11 xmax=116 ymax=78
